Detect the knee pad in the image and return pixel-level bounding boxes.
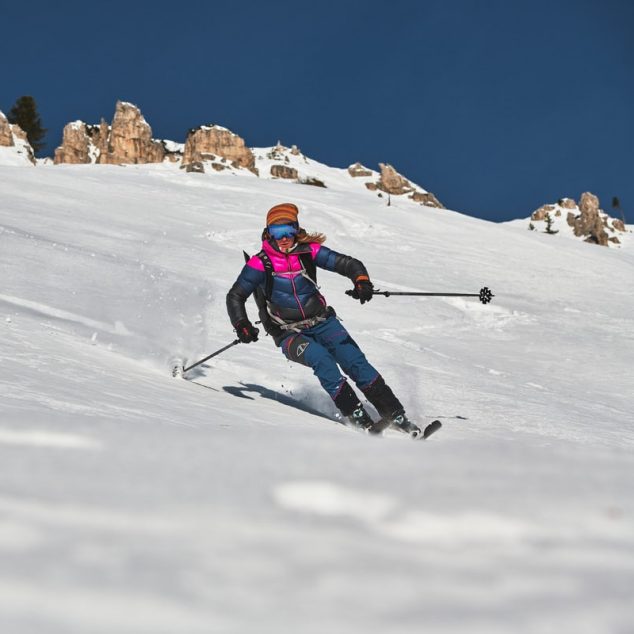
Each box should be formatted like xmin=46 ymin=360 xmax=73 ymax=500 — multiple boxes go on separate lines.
xmin=283 ymin=335 xmax=313 ymax=367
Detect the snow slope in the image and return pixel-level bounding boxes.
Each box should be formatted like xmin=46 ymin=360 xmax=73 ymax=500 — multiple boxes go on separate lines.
xmin=1 ymin=160 xmax=633 ymax=633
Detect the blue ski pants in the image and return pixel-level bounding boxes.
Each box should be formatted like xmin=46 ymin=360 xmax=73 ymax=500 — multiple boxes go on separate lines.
xmin=280 ymin=316 xmax=379 ymax=399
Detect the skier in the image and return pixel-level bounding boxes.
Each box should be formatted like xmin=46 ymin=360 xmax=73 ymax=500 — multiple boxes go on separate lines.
xmin=226 ymin=202 xmax=421 ymax=436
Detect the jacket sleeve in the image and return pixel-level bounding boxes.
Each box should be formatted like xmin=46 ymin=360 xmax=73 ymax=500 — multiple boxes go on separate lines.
xmin=313 ymin=245 xmax=369 ymax=282
xmin=226 ymin=264 xmax=266 ymax=326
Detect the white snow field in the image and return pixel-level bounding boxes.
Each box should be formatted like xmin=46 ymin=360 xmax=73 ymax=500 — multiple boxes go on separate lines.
xmin=1 ymin=158 xmax=633 ymax=634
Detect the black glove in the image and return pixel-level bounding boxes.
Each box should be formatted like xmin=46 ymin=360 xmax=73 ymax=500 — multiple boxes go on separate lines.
xmin=235 ymin=319 xmax=259 ymax=343
xmin=350 ymin=277 xmax=374 ymax=304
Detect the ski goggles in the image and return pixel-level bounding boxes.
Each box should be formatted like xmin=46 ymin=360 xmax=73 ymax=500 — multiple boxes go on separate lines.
xmin=268 ymin=224 xmax=298 ymax=240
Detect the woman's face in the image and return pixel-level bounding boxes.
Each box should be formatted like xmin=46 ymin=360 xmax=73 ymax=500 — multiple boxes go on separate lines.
xmin=276 ymin=235 xmax=296 ymax=252
xmin=268 ymin=223 xmax=298 ymax=252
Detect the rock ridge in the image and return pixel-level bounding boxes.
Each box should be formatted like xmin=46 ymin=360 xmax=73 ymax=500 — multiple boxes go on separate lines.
xmin=530 ymin=192 xmax=627 ymax=246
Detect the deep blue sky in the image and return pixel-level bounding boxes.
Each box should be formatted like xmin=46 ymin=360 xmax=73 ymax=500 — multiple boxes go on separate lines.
xmin=2 ymin=0 xmax=632 ymax=222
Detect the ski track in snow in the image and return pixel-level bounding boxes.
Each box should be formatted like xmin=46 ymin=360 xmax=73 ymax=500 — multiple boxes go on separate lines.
xmin=1 ymin=162 xmax=633 ymax=633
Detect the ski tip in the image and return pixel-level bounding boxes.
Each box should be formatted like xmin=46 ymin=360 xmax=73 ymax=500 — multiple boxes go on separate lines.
xmin=423 ymin=420 xmax=442 ymax=439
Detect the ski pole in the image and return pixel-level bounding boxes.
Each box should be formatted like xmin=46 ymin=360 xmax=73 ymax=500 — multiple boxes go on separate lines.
xmin=346 ymin=286 xmax=494 ymax=304
xmin=181 ymin=339 xmax=241 ymax=374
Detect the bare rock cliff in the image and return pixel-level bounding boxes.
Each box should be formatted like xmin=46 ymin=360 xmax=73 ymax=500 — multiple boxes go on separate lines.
xmin=567 ymin=192 xmax=611 ymax=246
xmin=101 ymin=101 xmax=164 ymax=164
xmin=54 ymin=121 xmax=92 ymax=164
xmin=181 ymin=125 xmax=256 ymax=173
xmin=55 ymin=101 xmax=166 ymax=165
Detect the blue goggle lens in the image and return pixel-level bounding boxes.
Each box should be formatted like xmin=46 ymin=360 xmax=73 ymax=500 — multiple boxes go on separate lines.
xmin=268 ymin=224 xmax=298 ymax=239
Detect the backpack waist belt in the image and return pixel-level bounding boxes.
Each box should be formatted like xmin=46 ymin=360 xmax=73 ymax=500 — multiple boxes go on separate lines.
xmin=276 ymin=312 xmax=328 ymax=332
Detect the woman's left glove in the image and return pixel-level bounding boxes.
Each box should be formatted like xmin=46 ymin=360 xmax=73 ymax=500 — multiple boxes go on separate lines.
xmin=351 ymin=276 xmax=374 ymax=304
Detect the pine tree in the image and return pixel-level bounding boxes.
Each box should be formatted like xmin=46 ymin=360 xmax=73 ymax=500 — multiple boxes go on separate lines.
xmin=544 ymin=213 xmax=558 ymax=235
xmin=7 ymin=96 xmax=47 ymax=154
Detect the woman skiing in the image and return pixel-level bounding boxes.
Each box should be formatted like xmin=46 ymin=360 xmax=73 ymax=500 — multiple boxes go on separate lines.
xmin=226 ymin=202 xmax=421 ymax=437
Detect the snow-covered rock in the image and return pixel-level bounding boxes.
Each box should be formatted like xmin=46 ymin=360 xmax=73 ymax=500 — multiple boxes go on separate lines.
xmin=521 ymin=192 xmax=631 ymax=247
xmin=363 ymin=162 xmax=445 ymax=208
xmin=0 ymin=110 xmax=35 ymax=166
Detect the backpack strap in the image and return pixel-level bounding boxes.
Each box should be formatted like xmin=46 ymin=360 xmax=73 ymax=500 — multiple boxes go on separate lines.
xmin=298 ymin=251 xmax=318 ymax=287
xmin=256 ymin=249 xmax=274 ymax=299
xmin=257 ymin=248 xmax=318 ymax=299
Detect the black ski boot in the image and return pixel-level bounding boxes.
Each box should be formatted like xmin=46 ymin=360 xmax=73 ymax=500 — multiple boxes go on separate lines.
xmin=346 ymin=403 xmax=374 ymax=431
xmin=361 ymin=376 xmax=403 ymax=418
xmin=389 ymin=411 xmax=423 ymax=438
xmin=334 ymin=381 xmax=374 ymax=431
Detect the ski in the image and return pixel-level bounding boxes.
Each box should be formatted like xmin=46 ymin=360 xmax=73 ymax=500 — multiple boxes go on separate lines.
xmin=422 ymin=419 xmax=442 ymax=439
xmin=367 ymin=418 xmax=442 ymax=440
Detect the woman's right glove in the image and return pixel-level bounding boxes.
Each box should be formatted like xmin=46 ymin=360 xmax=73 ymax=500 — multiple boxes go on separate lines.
xmin=350 ymin=276 xmax=374 ymax=304
xmin=235 ymin=319 xmax=260 ymax=343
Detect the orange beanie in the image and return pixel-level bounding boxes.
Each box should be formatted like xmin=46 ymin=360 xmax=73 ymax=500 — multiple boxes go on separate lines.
xmin=266 ymin=203 xmax=299 ymax=226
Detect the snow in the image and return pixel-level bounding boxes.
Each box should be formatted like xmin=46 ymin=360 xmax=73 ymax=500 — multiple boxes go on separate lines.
xmin=162 ymin=139 xmax=184 ymax=153
xmin=200 ymin=124 xmax=230 ymax=132
xmin=0 ymin=143 xmax=34 ymax=167
xmin=1 ymin=160 xmax=633 ymax=633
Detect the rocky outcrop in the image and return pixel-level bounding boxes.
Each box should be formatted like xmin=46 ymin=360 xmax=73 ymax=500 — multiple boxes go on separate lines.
xmin=55 ymin=101 xmax=166 ymax=165
xmin=613 ymin=219 xmax=626 ymax=232
xmin=567 ymin=192 xmax=610 ymax=246
xmin=531 ymin=193 xmax=627 ymax=246
xmin=362 ymin=162 xmax=444 ymax=208
xmin=100 ymin=101 xmax=164 ymax=164
xmin=0 ymin=111 xmax=36 ymax=164
xmin=270 ymin=164 xmax=298 ymax=179
xmin=531 ymin=204 xmax=556 ymax=222
xmin=263 ymin=142 xmax=307 ymax=164
xmin=185 ymin=161 xmax=205 ymax=174
xmin=54 ymin=121 xmax=92 ymax=164
xmin=348 ymin=162 xmax=373 ymax=178
xmin=377 ymin=163 xmax=413 ymax=195
xmin=0 ymin=111 xmax=13 ymax=146
xmin=181 ymin=125 xmax=256 ymax=173
xmin=409 ymin=191 xmax=444 ymax=208
xmin=558 ymin=197 xmax=577 ymax=210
